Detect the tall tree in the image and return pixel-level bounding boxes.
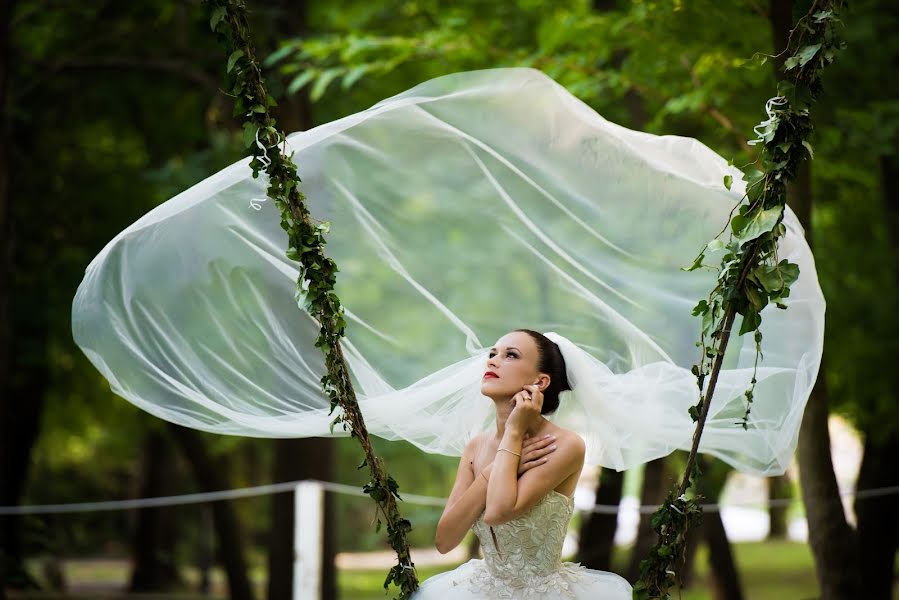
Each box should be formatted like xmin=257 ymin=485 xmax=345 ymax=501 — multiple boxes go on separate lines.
xmin=129 ymin=430 xmax=183 ymax=592
xmin=853 ymin=147 xmax=899 ymax=600
xmin=625 ymin=458 xmax=670 ymax=582
xmin=168 ymin=424 xmax=256 ymax=600
xmin=766 ymin=474 xmax=791 ymax=539
xmin=0 ymin=1 xmax=16 ymax=596
xmin=768 ymin=0 xmax=861 ymax=596
xmin=694 ymin=458 xmax=744 ymax=600
xmin=576 ymin=468 xmax=623 ymax=570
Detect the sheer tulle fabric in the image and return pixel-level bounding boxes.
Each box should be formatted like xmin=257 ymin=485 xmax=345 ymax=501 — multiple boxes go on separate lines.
xmin=71 ymin=67 xmax=824 ymax=475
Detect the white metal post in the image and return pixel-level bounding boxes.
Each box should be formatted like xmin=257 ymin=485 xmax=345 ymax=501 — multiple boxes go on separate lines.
xmin=294 ymin=480 xmax=324 ymax=600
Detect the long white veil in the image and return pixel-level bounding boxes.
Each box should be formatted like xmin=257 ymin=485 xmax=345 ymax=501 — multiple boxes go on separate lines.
xmin=71 ymin=68 xmax=824 ymax=475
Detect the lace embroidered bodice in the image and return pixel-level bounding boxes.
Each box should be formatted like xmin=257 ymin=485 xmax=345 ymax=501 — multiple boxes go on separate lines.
xmin=467 ymin=489 xmax=585 ymax=597
xmin=412 ymin=487 xmax=632 ymax=599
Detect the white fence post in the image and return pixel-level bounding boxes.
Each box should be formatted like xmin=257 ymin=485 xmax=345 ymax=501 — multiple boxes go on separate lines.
xmin=294 ymin=480 xmax=324 ymax=600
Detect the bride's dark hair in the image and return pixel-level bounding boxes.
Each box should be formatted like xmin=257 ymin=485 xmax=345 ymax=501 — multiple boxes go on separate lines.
xmin=514 ymin=329 xmax=571 ymax=415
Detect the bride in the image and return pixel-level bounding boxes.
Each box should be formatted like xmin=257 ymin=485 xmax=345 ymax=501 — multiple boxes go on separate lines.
xmin=417 ymin=329 xmax=632 ymax=598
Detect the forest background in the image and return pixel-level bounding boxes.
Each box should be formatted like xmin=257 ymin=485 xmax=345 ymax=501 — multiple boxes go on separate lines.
xmin=1 ymin=0 xmax=897 ymax=599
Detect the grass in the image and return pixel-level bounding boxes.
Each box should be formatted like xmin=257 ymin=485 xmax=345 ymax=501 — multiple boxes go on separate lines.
xmin=341 ymin=540 xmax=821 ymax=600
xmin=15 ymin=540 xmax=898 ymax=599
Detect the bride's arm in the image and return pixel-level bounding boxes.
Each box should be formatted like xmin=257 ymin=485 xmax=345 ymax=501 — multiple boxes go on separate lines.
xmin=434 ymin=436 xmax=488 ymax=554
xmin=483 ymin=429 xmax=584 ymax=526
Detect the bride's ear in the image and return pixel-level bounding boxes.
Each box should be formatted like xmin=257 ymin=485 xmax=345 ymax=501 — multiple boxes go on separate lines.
xmin=535 ymin=373 xmax=551 ymax=391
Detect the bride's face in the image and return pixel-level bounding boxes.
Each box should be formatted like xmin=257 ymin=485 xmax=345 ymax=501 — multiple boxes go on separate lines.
xmin=480 ymin=330 xmax=546 ymax=400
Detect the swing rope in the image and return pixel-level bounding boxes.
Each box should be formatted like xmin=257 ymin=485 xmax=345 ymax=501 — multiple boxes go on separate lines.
xmin=634 ymin=2 xmax=847 ymax=598
xmin=204 ymin=1 xmax=419 ymax=597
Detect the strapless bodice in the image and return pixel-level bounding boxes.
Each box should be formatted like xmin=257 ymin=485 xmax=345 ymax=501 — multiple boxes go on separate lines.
xmin=411 ymin=488 xmax=633 ymax=599
xmin=467 ymin=489 xmax=579 ymax=594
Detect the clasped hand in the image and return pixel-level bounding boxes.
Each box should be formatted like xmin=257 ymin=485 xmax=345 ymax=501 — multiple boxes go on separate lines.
xmin=507 ymin=383 xmax=544 ymax=434
xmin=481 ymin=431 xmax=557 ymax=478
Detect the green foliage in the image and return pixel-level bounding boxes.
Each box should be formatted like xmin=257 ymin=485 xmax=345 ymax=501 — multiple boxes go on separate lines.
xmin=205 ymin=1 xmax=418 ymax=597
xmin=633 ymin=470 xmax=705 ymax=600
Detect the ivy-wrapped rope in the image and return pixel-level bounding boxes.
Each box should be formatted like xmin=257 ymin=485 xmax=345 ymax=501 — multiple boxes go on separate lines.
xmin=634 ymin=3 xmax=847 ymax=598
xmin=205 ymin=1 xmax=418 ymax=597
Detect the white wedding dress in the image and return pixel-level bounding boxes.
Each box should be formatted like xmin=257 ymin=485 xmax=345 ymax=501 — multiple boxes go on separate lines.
xmin=413 ymin=489 xmax=632 ymax=599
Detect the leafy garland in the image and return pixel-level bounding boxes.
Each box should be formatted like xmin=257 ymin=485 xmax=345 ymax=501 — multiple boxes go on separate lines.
xmin=633 ymin=3 xmax=846 ymax=599
xmin=204 ymin=1 xmax=418 ymax=597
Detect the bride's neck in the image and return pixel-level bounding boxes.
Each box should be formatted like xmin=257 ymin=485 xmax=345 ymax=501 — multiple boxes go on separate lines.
xmin=493 ymin=397 xmax=549 ymax=440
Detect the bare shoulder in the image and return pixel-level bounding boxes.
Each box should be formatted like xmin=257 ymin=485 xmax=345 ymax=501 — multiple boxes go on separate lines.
xmin=465 ymin=431 xmax=490 ymax=452
xmin=549 ymin=426 xmax=586 ymax=460
xmin=462 ymin=431 xmax=492 ymax=462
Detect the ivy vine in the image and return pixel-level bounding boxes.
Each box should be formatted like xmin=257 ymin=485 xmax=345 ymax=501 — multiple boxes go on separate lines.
xmin=634 ymin=3 xmax=846 ymax=599
xmin=204 ymin=1 xmax=419 ymax=597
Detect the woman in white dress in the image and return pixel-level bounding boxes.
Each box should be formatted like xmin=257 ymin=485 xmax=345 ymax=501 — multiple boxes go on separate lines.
xmin=415 ymin=329 xmax=632 ymax=599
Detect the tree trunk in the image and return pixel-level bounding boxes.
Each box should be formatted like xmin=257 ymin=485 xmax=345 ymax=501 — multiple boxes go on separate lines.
xmin=576 ymin=468 xmax=623 ymax=570
xmin=0 ymin=0 xmax=11 ymax=592
xmin=679 ymin=522 xmax=701 ymax=588
xmin=267 ymin=438 xmax=337 ymax=600
xmin=167 ymin=424 xmax=256 ymax=600
xmin=767 ymin=473 xmax=791 ymax=540
xmin=797 ymin=366 xmax=862 ymax=599
xmin=854 ymin=429 xmax=899 ymax=600
xmin=789 ymin=157 xmax=862 ymax=598
xmin=129 ymin=430 xmax=184 ymax=592
xmin=625 ymin=457 xmax=670 ymax=582
xmin=695 ymin=457 xmax=744 ymax=600
xmin=703 ymin=511 xmax=744 ymax=600
xmin=769 ymin=0 xmax=862 ymax=597
xmin=0 ymin=2 xmax=42 ymax=594
xmin=0 ymin=291 xmax=48 ymax=594
xmin=853 ymin=150 xmax=899 ymax=600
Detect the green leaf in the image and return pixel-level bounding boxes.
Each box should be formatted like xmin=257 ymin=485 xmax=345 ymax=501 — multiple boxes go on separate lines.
xmin=287 ymin=70 xmax=317 ymax=95
xmin=739 ymin=310 xmax=762 ymax=335
xmin=209 ymin=6 xmax=227 ymax=31
xmin=691 ymin=300 xmax=709 ymax=317
xmin=723 ymin=175 xmax=733 ymax=190
xmin=227 ymin=50 xmax=244 ymax=73
xmin=797 ymin=43 xmax=822 ymax=67
xmin=242 ymin=122 xmax=258 ymax=148
xmin=264 ymin=44 xmax=295 ymax=67
xmin=754 ymin=259 xmax=800 ymax=292
xmin=310 ymin=68 xmax=342 ymax=101
xmin=801 ymin=139 xmax=814 ymax=159
xmin=681 ymin=252 xmax=705 ymax=272
xmin=732 ymin=205 xmax=784 ymax=242
xmin=745 ymin=284 xmax=768 ymax=312
xmin=701 ymin=300 xmax=717 ymax=334
xmin=707 ymin=240 xmax=726 ymax=254
xmin=342 ymin=64 xmax=371 ymax=90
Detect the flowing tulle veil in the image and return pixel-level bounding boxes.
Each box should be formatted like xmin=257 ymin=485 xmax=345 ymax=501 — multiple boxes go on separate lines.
xmin=71 ymin=67 xmax=824 ymax=476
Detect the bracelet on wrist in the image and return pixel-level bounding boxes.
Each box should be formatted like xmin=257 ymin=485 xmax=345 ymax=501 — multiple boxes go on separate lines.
xmin=497 ymin=447 xmax=521 ymax=458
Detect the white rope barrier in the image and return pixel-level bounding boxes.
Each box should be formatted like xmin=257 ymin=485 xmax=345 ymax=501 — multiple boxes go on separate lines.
xmin=2 ymin=480 xmax=897 ymax=516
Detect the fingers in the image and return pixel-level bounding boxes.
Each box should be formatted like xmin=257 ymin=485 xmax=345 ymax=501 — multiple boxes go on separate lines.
xmin=522 ymin=433 xmax=555 ymax=452
xmin=519 ymin=435 xmax=558 ymax=473
xmin=522 ymin=439 xmax=557 ymax=463
xmin=517 ymin=455 xmax=550 ymax=475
